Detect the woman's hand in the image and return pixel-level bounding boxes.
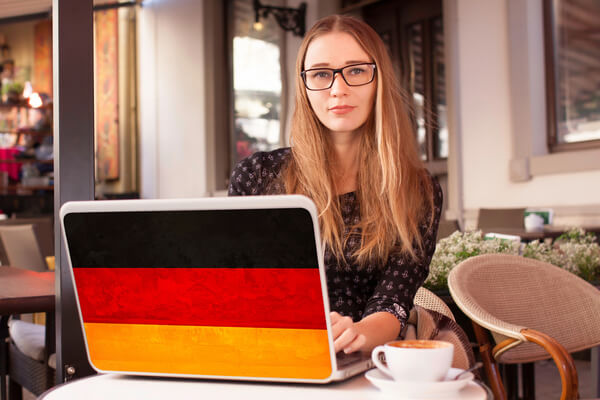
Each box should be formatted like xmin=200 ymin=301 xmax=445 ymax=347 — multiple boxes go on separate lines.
xmin=330 ymin=311 xmax=366 ymax=354
xmin=330 ymin=311 xmax=402 ymax=354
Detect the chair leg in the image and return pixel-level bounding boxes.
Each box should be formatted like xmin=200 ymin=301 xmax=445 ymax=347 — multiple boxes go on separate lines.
xmin=45 ymin=311 xmax=56 ymax=388
xmin=521 ymin=329 xmax=578 ymax=400
xmin=522 ymin=362 xmax=535 ymax=400
xmin=503 ymin=364 xmax=519 ymax=400
xmin=472 ymin=321 xmax=507 ymax=400
xmin=1 ymin=316 xmax=8 ymax=400
xmin=7 ymin=379 xmax=21 ymax=400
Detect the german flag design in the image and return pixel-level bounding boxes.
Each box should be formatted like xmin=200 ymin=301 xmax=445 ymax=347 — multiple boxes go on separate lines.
xmin=64 ymin=208 xmax=332 ymax=379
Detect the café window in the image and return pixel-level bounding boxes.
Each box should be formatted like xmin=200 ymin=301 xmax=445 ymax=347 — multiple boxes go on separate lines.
xmin=405 ymin=16 xmax=447 ymax=161
xmin=544 ymin=0 xmax=600 ymax=151
xmin=229 ymin=0 xmax=284 ymax=165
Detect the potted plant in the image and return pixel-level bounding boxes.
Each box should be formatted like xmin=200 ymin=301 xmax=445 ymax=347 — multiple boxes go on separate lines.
xmin=1 ymin=81 xmax=24 ymax=104
xmin=425 ymin=231 xmax=520 ymax=292
xmin=425 ymin=228 xmax=600 ymax=292
xmin=523 ymin=228 xmax=600 ymax=283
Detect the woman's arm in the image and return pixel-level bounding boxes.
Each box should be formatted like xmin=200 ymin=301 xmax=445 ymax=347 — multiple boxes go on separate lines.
xmin=331 ymin=311 xmax=401 ymax=353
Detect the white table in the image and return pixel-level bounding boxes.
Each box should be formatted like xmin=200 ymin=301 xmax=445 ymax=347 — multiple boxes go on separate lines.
xmin=39 ymin=373 xmax=492 ymax=400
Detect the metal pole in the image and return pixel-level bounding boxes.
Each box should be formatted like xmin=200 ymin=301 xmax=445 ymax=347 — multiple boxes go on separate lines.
xmin=53 ymin=0 xmax=96 ymax=384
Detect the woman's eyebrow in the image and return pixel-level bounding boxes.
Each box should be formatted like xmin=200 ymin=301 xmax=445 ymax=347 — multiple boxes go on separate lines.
xmin=344 ymin=60 xmax=370 ymax=65
xmin=307 ymin=62 xmax=330 ymax=68
xmin=306 ymin=60 xmax=371 ymax=69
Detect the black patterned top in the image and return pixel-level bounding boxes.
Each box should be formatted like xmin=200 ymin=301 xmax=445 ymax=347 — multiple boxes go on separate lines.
xmin=228 ymin=148 xmax=442 ymax=329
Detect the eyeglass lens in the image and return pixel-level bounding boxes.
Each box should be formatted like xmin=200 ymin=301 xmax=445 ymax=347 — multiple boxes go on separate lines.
xmin=303 ymin=64 xmax=375 ymax=90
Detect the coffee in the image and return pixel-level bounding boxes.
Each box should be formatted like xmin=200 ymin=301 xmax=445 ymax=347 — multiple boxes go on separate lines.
xmin=389 ymin=340 xmax=452 ymax=349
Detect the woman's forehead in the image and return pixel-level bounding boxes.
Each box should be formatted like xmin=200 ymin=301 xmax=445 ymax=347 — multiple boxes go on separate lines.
xmin=304 ymin=32 xmax=371 ymax=69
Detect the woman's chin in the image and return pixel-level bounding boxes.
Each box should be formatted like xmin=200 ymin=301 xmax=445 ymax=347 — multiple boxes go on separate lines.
xmin=324 ymin=122 xmax=363 ymax=135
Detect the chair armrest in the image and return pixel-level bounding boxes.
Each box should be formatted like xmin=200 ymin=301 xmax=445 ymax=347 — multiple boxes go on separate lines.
xmin=521 ymin=328 xmax=578 ymax=400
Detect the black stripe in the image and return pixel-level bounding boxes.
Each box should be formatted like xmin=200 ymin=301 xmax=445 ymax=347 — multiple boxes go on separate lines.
xmin=63 ymin=208 xmax=319 ymax=268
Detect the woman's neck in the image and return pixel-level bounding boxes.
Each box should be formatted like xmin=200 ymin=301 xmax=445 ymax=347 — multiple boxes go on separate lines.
xmin=331 ymin=130 xmax=360 ymax=194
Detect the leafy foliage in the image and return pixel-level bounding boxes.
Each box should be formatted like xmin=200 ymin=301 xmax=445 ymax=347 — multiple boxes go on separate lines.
xmin=425 ymin=228 xmax=600 ymax=291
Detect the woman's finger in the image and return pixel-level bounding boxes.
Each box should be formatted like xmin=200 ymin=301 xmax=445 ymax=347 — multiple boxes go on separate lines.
xmin=342 ymin=333 xmax=366 ymax=354
xmin=329 ymin=311 xmax=341 ymax=324
xmin=331 ymin=314 xmax=353 ymax=339
xmin=333 ymin=327 xmax=358 ymax=353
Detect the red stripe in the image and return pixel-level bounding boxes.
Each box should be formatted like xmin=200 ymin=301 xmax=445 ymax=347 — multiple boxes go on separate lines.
xmin=73 ymin=268 xmax=326 ymax=329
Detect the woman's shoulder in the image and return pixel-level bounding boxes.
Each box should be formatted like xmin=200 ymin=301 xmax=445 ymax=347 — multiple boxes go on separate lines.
xmin=253 ymin=147 xmax=291 ymax=165
xmin=228 ymin=148 xmax=291 ymax=195
xmin=236 ymin=147 xmax=291 ymax=174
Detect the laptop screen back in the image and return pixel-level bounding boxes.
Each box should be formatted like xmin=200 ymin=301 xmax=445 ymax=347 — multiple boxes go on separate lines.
xmin=62 ymin=203 xmax=332 ymax=381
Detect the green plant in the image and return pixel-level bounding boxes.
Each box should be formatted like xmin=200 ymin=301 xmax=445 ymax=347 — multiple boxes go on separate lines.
xmin=424 ymin=230 xmax=520 ymax=291
xmin=1 ymin=81 xmax=24 ymax=96
xmin=425 ymin=228 xmax=600 ymax=292
xmin=523 ymin=228 xmax=600 ymax=282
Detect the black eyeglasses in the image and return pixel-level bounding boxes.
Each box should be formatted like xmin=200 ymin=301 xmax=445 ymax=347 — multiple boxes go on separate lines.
xmin=301 ymin=63 xmax=377 ymax=91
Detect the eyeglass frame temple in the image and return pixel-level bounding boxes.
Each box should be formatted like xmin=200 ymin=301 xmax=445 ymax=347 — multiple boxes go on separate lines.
xmin=300 ymin=63 xmax=377 ymax=91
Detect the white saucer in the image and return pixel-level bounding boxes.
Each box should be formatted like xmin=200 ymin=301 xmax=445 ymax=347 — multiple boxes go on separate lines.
xmin=365 ymin=368 xmax=474 ymax=398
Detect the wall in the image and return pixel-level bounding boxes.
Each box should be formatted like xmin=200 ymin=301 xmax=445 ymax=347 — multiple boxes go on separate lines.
xmin=453 ymin=0 xmax=600 ymax=228
xmin=138 ymin=0 xmax=208 ymax=198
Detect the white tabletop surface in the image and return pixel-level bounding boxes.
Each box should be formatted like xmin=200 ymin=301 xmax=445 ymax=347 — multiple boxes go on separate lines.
xmin=40 ymin=372 xmax=492 ymax=400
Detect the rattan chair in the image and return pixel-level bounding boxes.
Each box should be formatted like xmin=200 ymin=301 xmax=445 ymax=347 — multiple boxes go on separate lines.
xmin=6 ymin=317 xmax=55 ymax=399
xmin=408 ymin=287 xmax=475 ymax=371
xmin=448 ymin=254 xmax=600 ymax=400
xmin=413 ymin=287 xmax=455 ymax=320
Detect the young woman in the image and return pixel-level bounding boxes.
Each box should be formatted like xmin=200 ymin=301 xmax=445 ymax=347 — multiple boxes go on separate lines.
xmin=229 ymin=15 xmax=442 ymax=355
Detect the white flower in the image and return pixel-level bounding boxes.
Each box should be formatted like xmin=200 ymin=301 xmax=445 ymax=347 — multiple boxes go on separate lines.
xmin=425 ymin=228 xmax=599 ymax=291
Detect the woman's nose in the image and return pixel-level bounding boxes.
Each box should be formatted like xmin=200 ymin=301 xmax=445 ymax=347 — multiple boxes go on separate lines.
xmin=329 ymin=72 xmax=349 ymax=96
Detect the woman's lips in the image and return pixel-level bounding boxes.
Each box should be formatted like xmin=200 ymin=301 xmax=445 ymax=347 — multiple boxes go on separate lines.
xmin=329 ymin=105 xmax=355 ymax=115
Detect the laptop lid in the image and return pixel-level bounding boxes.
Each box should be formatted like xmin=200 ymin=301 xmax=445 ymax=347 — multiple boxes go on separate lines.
xmin=60 ymin=195 xmax=338 ymax=383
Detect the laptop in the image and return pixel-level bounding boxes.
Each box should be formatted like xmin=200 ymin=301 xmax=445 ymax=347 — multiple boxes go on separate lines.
xmin=60 ymin=195 xmax=373 ymax=383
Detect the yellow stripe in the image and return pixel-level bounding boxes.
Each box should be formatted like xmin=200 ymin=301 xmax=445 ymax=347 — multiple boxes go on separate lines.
xmin=84 ymin=323 xmax=332 ymax=380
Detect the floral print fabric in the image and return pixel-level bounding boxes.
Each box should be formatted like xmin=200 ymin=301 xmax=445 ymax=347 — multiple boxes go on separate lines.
xmin=228 ymin=148 xmax=442 ymax=329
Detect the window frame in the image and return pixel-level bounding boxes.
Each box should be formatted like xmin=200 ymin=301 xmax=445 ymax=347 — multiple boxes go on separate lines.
xmin=401 ymin=15 xmax=447 ymax=163
xmin=225 ymin=0 xmax=287 ymax=181
xmin=543 ymin=0 xmax=600 ymax=153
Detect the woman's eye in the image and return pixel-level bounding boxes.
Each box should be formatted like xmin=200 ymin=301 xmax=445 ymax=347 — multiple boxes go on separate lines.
xmin=348 ymin=67 xmax=366 ymax=75
xmin=311 ymin=70 xmax=332 ymax=80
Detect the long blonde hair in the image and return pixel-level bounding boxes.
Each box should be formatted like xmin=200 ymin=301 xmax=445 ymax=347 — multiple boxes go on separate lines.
xmin=282 ymin=15 xmax=434 ymax=266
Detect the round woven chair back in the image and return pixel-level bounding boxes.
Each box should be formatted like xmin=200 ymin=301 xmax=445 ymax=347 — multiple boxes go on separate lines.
xmin=449 ymin=254 xmax=600 ymax=364
xmin=410 ymin=287 xmax=476 ymax=370
xmin=414 ymin=287 xmax=455 ymax=321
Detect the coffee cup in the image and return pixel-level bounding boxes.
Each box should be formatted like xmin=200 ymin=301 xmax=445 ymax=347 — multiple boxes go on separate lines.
xmin=371 ymin=340 xmax=454 ymax=382
xmin=525 ymin=213 xmax=544 ymax=232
